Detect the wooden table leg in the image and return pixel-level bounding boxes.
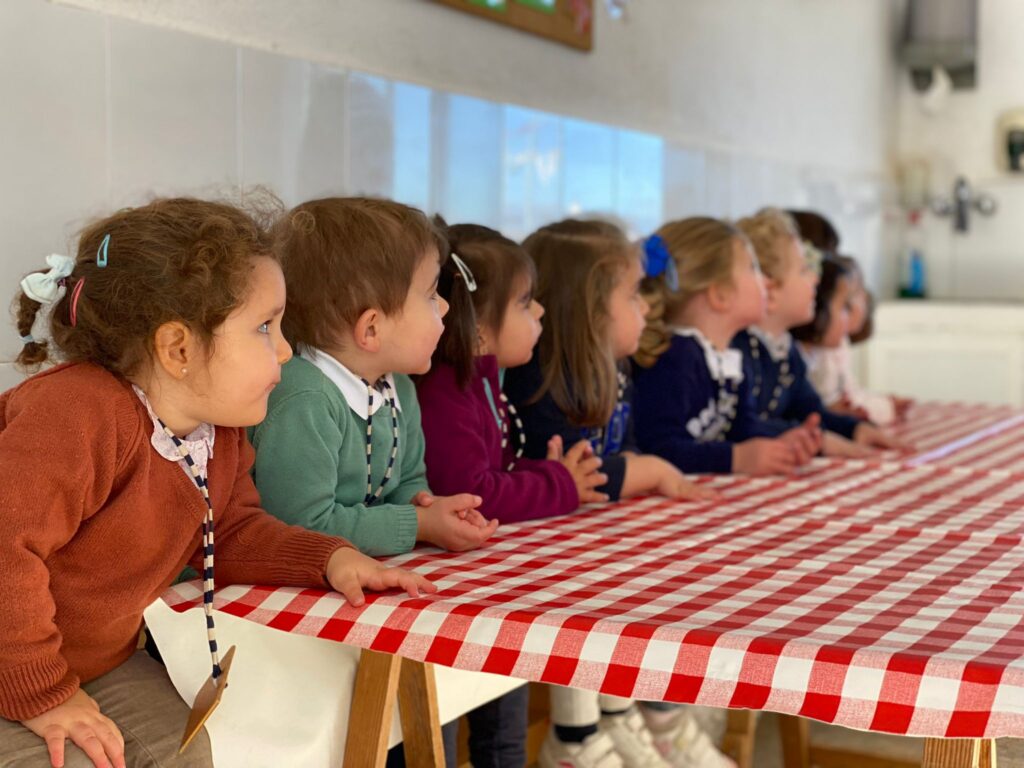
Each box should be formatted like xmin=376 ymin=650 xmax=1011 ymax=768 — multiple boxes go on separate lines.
xmin=398 ymin=658 xmax=446 ymax=768
xmin=922 ymin=738 xmax=998 ymax=768
xmin=721 ymin=710 xmax=758 ymax=768
xmin=777 ymin=713 xmax=811 ymax=768
xmin=343 ymin=649 xmax=402 ymax=768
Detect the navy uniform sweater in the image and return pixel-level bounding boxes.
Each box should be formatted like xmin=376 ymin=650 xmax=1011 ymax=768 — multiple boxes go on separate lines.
xmin=731 ymin=328 xmax=861 ymax=439
xmin=633 ymin=328 xmax=773 ymax=474
xmin=504 ymin=351 xmax=635 ymax=501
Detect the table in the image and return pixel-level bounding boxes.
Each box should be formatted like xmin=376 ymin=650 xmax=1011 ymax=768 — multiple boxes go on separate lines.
xmin=164 ymin=402 xmax=1024 ymax=767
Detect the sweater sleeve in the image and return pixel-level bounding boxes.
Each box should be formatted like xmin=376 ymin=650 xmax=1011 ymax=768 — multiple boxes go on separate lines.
xmin=633 ymin=350 xmax=734 ymax=474
xmin=249 ymin=391 xmax=419 ymax=557
xmin=197 ymin=429 xmax=352 ymax=588
xmin=418 ymin=373 xmax=579 ymax=524
xmin=0 ymin=384 xmax=121 ymax=720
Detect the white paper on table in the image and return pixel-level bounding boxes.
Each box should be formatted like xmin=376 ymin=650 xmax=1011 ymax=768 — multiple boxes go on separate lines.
xmin=144 ymin=599 xmax=525 ymax=768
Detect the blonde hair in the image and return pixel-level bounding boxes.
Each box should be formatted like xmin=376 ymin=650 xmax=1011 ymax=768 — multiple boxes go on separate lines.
xmin=523 ymin=219 xmax=636 ymax=427
xmin=736 ymin=207 xmax=800 ymax=281
xmin=635 ymin=216 xmax=747 ymax=368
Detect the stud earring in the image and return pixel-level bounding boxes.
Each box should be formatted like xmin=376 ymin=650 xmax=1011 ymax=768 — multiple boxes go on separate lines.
xmin=181 ymin=367 xmax=188 ymax=375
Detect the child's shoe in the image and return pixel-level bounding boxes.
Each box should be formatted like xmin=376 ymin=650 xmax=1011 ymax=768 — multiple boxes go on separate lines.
xmin=598 ymin=707 xmax=671 ymax=768
xmin=538 ymin=728 xmax=624 ymax=768
xmin=640 ymin=707 xmax=737 ymax=768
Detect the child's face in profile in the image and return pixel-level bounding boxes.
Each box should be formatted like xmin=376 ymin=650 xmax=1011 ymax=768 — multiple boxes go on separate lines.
xmin=378 ymin=248 xmax=449 ymax=375
xmin=188 ymin=256 xmax=293 ymax=427
xmin=769 ymin=238 xmax=818 ymax=329
xmin=821 ymin=275 xmax=852 ymax=348
xmin=608 ymin=255 xmax=650 ymax=359
xmin=846 ymin=271 xmax=868 ymax=336
xmin=727 ymin=239 xmax=767 ymax=330
xmin=486 ymin=273 xmax=544 ymax=369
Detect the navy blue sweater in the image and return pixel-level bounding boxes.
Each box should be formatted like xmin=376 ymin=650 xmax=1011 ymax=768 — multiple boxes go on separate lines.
xmin=633 ymin=331 xmax=773 ymax=474
xmin=731 ymin=329 xmax=861 ymax=439
xmin=504 ymin=352 xmax=635 ymax=501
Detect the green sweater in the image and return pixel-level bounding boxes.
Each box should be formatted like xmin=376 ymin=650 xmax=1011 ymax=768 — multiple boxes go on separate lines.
xmin=248 ymin=357 xmax=427 ymax=556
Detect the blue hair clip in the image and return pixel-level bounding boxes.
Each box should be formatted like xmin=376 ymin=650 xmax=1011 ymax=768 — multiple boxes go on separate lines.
xmin=96 ymin=233 xmax=110 ymax=268
xmin=643 ymin=235 xmax=679 ymax=291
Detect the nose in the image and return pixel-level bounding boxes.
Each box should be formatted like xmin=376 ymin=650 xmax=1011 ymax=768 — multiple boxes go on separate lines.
xmin=438 ymin=295 xmax=450 ymax=319
xmin=533 ymin=300 xmax=545 ymax=320
xmin=277 ymin=334 xmax=293 ymax=365
xmin=640 ymin=295 xmax=651 ymax=318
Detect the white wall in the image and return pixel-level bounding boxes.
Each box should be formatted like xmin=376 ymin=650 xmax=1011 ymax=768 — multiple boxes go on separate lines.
xmin=1 ymin=0 xmax=900 ymax=385
xmin=896 ymin=0 xmax=1024 ymax=301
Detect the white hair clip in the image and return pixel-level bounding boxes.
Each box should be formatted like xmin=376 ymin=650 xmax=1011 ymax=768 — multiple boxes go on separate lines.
xmin=20 ymin=254 xmax=76 ymax=305
xmin=450 ymin=252 xmax=477 ymax=293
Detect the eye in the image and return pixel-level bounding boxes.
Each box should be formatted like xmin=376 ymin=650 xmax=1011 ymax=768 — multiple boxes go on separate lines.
xmin=258 ymin=321 xmax=271 ymax=335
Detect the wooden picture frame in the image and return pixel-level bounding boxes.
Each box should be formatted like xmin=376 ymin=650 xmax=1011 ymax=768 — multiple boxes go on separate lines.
xmin=431 ymin=0 xmax=594 ymax=52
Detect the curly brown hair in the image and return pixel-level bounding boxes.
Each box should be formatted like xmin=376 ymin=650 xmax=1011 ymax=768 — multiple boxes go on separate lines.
xmin=13 ymin=197 xmax=277 ymax=376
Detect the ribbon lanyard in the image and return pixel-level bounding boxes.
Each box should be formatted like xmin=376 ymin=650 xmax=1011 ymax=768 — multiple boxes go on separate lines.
xmin=361 ymin=377 xmax=400 ymax=504
xmin=482 ymin=377 xmax=525 ymax=471
xmin=156 ymin=418 xmax=222 ymax=681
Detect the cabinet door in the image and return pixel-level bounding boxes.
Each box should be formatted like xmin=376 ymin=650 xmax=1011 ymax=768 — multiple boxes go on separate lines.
xmin=867 ymin=334 xmax=1024 ymax=406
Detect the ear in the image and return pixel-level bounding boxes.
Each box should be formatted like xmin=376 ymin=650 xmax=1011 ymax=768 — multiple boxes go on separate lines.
xmin=763 ymin=277 xmax=782 ymax=313
xmin=476 ymin=324 xmax=493 ymax=356
xmin=706 ymin=282 xmax=735 ymax=313
xmin=352 ymin=308 xmax=383 ymax=354
xmin=153 ymin=321 xmax=198 ymax=380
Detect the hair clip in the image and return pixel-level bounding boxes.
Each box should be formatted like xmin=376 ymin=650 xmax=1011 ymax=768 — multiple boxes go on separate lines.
xmin=450 ymin=252 xmax=477 ymax=293
xmin=643 ymin=235 xmax=679 ymax=291
xmin=69 ymin=278 xmax=86 ymax=327
xmin=96 ymin=233 xmax=110 ymax=268
xmin=20 ymin=334 xmax=35 ymax=345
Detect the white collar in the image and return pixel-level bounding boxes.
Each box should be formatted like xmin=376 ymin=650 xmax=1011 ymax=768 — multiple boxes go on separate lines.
xmin=301 ymin=346 xmax=402 ymax=420
xmin=749 ymin=326 xmax=793 ymax=362
xmin=673 ymin=327 xmax=744 ymax=383
xmin=131 ymin=384 xmax=216 ymax=466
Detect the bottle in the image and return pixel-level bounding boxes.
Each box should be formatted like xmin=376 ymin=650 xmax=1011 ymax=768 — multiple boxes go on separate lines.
xmin=899 ymin=210 xmax=927 ymax=299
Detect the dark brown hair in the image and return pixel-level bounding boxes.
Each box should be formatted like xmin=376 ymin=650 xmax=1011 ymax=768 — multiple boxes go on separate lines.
xmin=432 ymin=219 xmax=536 ymax=389
xmin=835 ymin=254 xmax=875 ymax=344
xmin=791 ymin=253 xmax=853 ymax=344
xmin=272 ymin=197 xmax=447 ymax=350
xmin=13 ymin=197 xmax=275 ymax=376
xmin=523 ymin=219 xmax=636 ymax=428
xmin=788 ymin=210 xmax=840 ymax=252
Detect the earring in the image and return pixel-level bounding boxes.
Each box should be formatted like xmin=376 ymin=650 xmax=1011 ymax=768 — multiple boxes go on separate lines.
xmin=181 ymin=367 xmax=188 ymax=376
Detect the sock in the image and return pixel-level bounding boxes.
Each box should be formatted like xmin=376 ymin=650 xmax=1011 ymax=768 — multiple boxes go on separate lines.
xmin=555 ymin=724 xmax=599 ymax=744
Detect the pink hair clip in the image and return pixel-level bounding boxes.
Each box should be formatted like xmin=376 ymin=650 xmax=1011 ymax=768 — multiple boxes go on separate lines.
xmin=69 ymin=278 xmax=86 ymax=327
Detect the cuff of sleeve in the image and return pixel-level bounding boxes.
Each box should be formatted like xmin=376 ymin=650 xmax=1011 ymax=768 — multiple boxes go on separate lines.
xmin=598 ymin=455 xmax=628 ymax=501
xmin=392 ymin=505 xmax=419 ymax=554
xmin=264 ymin=528 xmax=352 ymax=588
xmin=0 ymin=655 xmax=79 ymax=721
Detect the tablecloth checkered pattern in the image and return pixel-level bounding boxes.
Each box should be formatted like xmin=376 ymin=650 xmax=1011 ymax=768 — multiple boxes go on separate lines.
xmin=165 ymin=402 xmax=1024 ymax=740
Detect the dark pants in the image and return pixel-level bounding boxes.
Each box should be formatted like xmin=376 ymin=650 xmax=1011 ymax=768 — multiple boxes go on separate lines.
xmin=386 ymin=685 xmax=529 ymax=768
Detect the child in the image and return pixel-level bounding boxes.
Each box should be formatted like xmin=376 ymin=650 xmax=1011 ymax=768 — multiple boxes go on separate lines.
xmin=787 ymin=211 xmax=911 ymax=425
xmin=415 ymin=221 xmax=608 ymax=767
xmin=248 ymin=197 xmax=497 ymax=557
xmin=0 ymin=198 xmax=432 ymax=768
xmin=733 ymin=209 xmax=902 ymax=455
xmin=504 ymin=219 xmax=727 ymax=768
xmin=633 ymin=217 xmax=821 ymax=476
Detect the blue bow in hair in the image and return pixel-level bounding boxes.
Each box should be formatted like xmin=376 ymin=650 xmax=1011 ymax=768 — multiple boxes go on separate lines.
xmin=643 ymin=235 xmax=679 ymax=291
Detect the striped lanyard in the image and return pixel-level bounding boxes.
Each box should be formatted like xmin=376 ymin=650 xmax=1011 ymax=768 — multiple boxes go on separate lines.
xmin=482 ymin=377 xmax=525 ymax=471
xmin=156 ymin=418 xmax=223 ymax=683
xmin=589 ymin=370 xmax=628 ymax=456
xmin=361 ymin=377 xmax=400 ymax=504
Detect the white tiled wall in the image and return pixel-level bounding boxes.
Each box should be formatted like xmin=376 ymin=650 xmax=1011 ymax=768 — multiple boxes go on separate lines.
xmin=1 ymin=0 xmax=895 ymax=384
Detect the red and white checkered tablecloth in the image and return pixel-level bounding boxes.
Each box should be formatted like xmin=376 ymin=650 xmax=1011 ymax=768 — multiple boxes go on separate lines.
xmin=165 ymin=449 xmax=1024 ymax=739
xmin=893 ymin=401 xmax=1024 ymax=470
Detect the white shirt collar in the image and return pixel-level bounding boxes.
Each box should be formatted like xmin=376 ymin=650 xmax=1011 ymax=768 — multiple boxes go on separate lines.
xmin=749 ymin=326 xmax=793 ymax=362
xmin=301 ymin=346 xmax=402 ymax=419
xmin=673 ymin=327 xmax=744 ymax=383
xmin=131 ymin=384 xmax=215 ymax=470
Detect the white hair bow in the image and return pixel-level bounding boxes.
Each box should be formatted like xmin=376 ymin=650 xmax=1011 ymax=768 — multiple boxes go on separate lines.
xmin=20 ymin=254 xmax=76 ymax=305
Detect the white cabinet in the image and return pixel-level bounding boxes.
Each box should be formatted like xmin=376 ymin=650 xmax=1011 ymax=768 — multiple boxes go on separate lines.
xmin=867 ymin=302 xmax=1024 ymax=406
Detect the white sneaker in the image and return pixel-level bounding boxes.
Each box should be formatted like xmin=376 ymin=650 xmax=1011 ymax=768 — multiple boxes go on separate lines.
xmin=599 ymin=708 xmax=671 ymax=768
xmin=640 ymin=707 xmax=737 ymax=768
xmin=538 ymin=728 xmax=624 ymax=768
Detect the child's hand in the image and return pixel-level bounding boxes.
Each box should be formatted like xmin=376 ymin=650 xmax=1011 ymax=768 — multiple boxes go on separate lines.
xmin=778 ymin=413 xmax=822 ymax=464
xmin=832 ymin=395 xmax=870 ymax=421
xmin=892 ymin=395 xmax=914 ymax=422
xmin=416 ymin=494 xmax=498 ymax=552
xmin=854 ymin=422 xmax=914 ymax=452
xmin=654 ymin=463 xmax=720 ymax=502
xmin=822 ymin=430 xmax=875 ymax=458
xmin=733 ymin=438 xmax=799 ymax=476
xmin=548 ymin=436 xmax=609 ymax=504
xmin=326 ymin=547 xmax=437 ymax=606
xmin=22 ymin=689 xmax=126 ymax=768
xmin=620 ymin=454 xmax=719 ymax=501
